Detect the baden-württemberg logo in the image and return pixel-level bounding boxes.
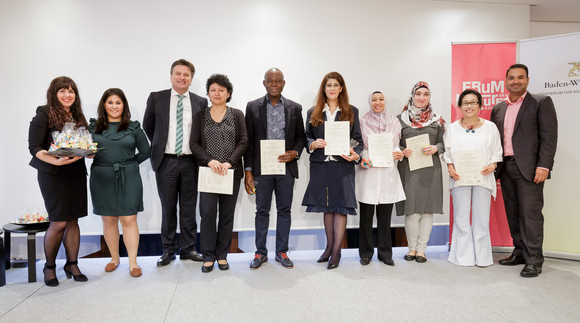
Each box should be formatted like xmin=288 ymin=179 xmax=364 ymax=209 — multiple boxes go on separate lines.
xmin=569 ymin=62 xmax=580 ymax=77
xmin=539 ymin=61 xmax=580 ymax=96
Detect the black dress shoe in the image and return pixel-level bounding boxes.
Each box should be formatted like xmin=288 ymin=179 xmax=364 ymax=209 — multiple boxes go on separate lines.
xmin=180 ymin=250 xmax=203 ymax=262
xmin=157 ymin=252 xmax=176 ymax=267
xmin=202 ymin=262 xmax=214 ymax=273
xmin=404 ymin=255 xmax=416 ymax=261
xmin=327 ymin=262 xmax=339 ymax=270
xmin=520 ymin=264 xmax=542 ymax=277
xmin=499 ymin=255 xmax=525 ymax=266
xmin=218 ymin=261 xmax=229 ymax=271
xmin=360 ymin=258 xmax=371 ymax=266
xmin=383 ymin=259 xmax=395 ymax=266
xmin=415 ymin=255 xmax=427 ymax=263
xmin=250 ymin=254 xmax=268 ymax=269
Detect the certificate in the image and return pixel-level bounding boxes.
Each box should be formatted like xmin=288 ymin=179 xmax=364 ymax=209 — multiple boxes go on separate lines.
xmin=260 ymin=140 xmax=286 ymax=175
xmin=324 ymin=121 xmax=350 ymax=156
xmin=454 ymin=150 xmax=485 ymax=186
xmin=406 ymin=134 xmax=433 ymax=171
xmin=197 ymin=166 xmax=234 ymax=195
xmin=368 ymin=133 xmax=394 ymax=167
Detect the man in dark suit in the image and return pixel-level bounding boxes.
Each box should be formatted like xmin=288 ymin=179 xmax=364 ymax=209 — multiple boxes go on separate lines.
xmin=244 ymin=68 xmax=306 ymax=269
xmin=143 ymin=59 xmax=208 ymax=266
xmin=490 ymin=64 xmax=558 ymax=277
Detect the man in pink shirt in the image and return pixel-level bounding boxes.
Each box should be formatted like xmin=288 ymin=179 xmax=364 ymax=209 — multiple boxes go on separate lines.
xmin=490 ymin=64 xmax=558 ymax=278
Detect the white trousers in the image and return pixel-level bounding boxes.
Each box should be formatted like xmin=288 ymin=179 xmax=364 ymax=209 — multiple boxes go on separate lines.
xmin=405 ymin=213 xmax=433 ymax=253
xmin=448 ymin=186 xmax=493 ymax=266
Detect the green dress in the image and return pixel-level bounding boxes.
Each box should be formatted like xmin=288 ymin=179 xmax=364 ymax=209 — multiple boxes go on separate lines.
xmin=89 ymin=119 xmax=150 ymax=216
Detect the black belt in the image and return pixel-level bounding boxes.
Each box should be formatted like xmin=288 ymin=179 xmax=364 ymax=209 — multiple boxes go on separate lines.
xmin=164 ymin=154 xmax=193 ymax=159
xmin=504 ymin=156 xmax=515 ymax=161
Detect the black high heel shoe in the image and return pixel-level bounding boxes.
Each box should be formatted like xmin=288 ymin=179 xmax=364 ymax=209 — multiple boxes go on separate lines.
xmin=43 ymin=263 xmax=59 ymax=287
xmin=63 ymin=260 xmax=88 ymax=282
xmin=327 ymin=254 xmax=341 ymax=270
xmin=317 ymin=252 xmax=331 ymax=263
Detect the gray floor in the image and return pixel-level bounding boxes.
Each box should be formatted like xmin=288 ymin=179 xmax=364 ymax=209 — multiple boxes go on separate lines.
xmin=1 ymin=246 xmax=579 ymax=323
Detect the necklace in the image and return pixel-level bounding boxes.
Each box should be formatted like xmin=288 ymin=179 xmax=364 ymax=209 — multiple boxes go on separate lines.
xmin=460 ymin=118 xmax=481 ymax=133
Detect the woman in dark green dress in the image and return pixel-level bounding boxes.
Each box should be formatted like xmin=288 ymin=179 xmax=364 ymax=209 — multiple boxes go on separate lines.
xmin=89 ymin=88 xmax=150 ymax=277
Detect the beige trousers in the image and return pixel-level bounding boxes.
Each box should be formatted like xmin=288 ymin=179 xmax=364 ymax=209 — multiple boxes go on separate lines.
xmin=404 ymin=213 xmax=433 ymax=252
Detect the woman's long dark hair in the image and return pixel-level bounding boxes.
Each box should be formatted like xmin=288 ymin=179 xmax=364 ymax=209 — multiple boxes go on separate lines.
xmin=94 ymin=88 xmax=132 ymax=134
xmin=46 ymin=76 xmax=88 ymax=130
xmin=309 ymin=71 xmax=352 ymax=127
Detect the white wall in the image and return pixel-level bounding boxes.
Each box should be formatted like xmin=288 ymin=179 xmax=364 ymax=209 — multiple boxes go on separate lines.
xmin=0 ymin=1 xmax=531 ymax=252
xmin=530 ymin=22 xmax=580 ymax=38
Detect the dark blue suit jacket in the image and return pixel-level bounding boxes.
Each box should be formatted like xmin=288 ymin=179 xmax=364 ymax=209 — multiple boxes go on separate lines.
xmin=490 ymin=92 xmax=558 ymax=182
xmin=305 ymin=105 xmax=363 ymax=163
xmin=143 ymin=89 xmax=208 ymax=171
xmin=244 ymin=95 xmax=306 ymax=178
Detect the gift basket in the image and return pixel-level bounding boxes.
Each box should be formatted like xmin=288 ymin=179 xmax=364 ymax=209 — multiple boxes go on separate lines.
xmin=47 ymin=122 xmax=99 ymax=157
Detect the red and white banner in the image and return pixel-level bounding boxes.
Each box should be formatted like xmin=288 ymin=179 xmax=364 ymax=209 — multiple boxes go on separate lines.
xmin=450 ymin=42 xmax=516 ymax=246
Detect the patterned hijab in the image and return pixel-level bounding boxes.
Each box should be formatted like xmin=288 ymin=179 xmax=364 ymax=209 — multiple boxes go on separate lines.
xmin=360 ymin=91 xmax=402 ymax=151
xmin=400 ymin=81 xmax=444 ymax=128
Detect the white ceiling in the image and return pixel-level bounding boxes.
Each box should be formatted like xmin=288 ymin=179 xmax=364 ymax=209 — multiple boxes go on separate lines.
xmin=531 ymin=0 xmax=580 ymax=22
xmin=430 ymin=0 xmax=580 ymax=22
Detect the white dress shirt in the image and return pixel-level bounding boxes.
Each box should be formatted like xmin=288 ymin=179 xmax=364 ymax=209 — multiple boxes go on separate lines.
xmin=165 ymin=89 xmax=193 ymax=155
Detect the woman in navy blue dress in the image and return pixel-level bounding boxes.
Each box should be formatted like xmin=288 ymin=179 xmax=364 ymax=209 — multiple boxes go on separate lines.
xmin=302 ymin=72 xmax=363 ymax=269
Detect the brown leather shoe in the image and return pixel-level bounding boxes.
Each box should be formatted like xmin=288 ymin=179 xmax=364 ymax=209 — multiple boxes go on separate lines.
xmin=130 ymin=267 xmax=142 ymax=277
xmin=105 ymin=262 xmax=119 ymax=272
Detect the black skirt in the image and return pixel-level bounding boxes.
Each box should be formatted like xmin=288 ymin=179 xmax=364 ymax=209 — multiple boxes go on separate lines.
xmin=302 ymin=161 xmax=357 ymax=215
xmin=38 ymin=171 xmax=88 ymax=222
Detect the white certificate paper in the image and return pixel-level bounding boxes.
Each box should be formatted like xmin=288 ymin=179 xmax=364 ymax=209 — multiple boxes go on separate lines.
xmin=368 ymin=133 xmax=394 ymax=167
xmin=406 ymin=134 xmax=433 ymax=171
xmin=454 ymin=150 xmax=485 ymax=186
xmin=324 ymin=121 xmax=350 ymax=156
xmin=197 ymin=166 xmax=234 ymax=195
xmin=260 ymin=140 xmax=286 ymax=175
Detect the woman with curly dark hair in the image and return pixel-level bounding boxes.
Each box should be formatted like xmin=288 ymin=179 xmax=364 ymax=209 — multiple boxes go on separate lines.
xmin=190 ymin=74 xmax=248 ymax=273
xmin=89 ymin=88 xmax=150 ymax=277
xmin=28 ymin=76 xmax=89 ymax=286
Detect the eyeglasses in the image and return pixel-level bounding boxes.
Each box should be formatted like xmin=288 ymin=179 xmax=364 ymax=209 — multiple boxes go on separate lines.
xmin=325 ymin=83 xmax=341 ymax=89
xmin=461 ymin=101 xmax=479 ymax=107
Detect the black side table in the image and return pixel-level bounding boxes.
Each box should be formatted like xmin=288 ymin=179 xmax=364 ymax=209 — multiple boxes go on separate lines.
xmin=2 ymin=223 xmax=50 ymax=283
xmin=1 ymin=229 xmax=5 ymax=286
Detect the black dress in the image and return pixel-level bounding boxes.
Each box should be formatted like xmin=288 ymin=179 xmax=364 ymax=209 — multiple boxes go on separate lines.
xmin=28 ymin=106 xmax=87 ymax=222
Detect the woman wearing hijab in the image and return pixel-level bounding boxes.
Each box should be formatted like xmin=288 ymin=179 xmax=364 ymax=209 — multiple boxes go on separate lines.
xmin=444 ymin=89 xmax=502 ymax=267
xmin=396 ymin=81 xmax=445 ymax=263
xmin=356 ymin=91 xmax=406 ymax=266
xmin=302 ymin=71 xmax=363 ymax=269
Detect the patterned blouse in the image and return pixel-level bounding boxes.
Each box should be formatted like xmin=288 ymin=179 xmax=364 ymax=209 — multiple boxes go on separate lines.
xmin=203 ymin=107 xmax=237 ymax=165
